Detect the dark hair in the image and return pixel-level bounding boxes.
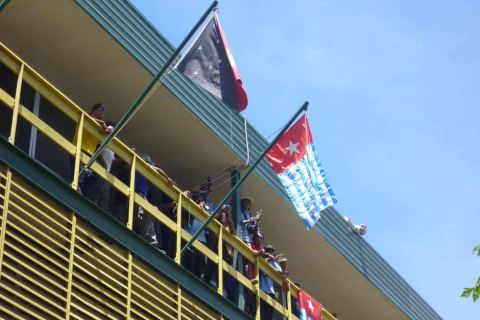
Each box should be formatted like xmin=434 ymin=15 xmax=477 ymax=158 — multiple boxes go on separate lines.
xmin=91 ymin=103 xmax=106 ymax=112
xmin=241 ymin=198 xmax=251 ymax=205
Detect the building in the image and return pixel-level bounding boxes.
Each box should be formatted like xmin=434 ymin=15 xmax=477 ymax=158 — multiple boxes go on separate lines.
xmin=0 ymin=0 xmax=442 ymax=319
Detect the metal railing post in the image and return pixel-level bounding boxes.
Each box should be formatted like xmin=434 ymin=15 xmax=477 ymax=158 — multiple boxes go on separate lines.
xmin=8 ymin=63 xmax=24 ymax=144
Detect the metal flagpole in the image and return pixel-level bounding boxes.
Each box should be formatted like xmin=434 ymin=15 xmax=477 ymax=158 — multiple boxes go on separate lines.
xmin=0 ymin=0 xmax=12 ymax=12
xmin=79 ymin=0 xmax=218 ymax=177
xmin=181 ymin=101 xmax=309 ymax=256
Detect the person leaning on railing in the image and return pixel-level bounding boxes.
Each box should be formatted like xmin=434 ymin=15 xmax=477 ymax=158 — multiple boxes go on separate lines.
xmin=184 ymin=192 xmax=210 ymax=279
xmin=216 ymin=204 xmax=236 ymax=301
xmin=75 ymin=103 xmax=113 ymax=211
xmin=260 ymin=244 xmax=283 ymax=320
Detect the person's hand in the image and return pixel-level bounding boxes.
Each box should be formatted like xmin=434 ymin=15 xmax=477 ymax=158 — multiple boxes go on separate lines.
xmin=256 ymin=248 xmax=265 ymax=256
xmin=105 ymin=125 xmax=114 ymax=133
xmin=255 ymin=209 xmax=263 ymax=221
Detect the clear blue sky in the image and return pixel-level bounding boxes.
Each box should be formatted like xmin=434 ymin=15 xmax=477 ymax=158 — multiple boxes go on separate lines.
xmin=132 ymin=1 xmax=480 ymax=318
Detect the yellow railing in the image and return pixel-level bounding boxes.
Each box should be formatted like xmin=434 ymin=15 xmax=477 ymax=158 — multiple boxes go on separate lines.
xmin=0 ymin=41 xmax=337 ymax=320
xmin=0 ymin=166 xmax=220 ymax=320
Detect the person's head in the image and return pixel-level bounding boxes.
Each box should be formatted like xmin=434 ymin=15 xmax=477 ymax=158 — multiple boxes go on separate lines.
xmin=222 ymin=204 xmax=232 ymax=215
xmin=241 ymin=198 xmax=252 ymax=212
xmin=90 ymin=103 xmax=107 ymax=120
xmin=192 ymin=191 xmax=204 ymax=204
xmin=355 ymin=224 xmax=368 ymax=235
xmin=141 ymin=153 xmax=152 ymax=164
xmin=264 ymin=244 xmax=275 ymax=254
xmin=199 ymin=177 xmax=213 ymax=194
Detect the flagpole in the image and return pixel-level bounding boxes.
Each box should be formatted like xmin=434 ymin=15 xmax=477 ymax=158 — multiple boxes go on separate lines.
xmin=181 ymin=101 xmax=309 ymax=256
xmin=0 ymin=0 xmax=12 ymax=12
xmin=79 ymin=0 xmax=218 ymax=177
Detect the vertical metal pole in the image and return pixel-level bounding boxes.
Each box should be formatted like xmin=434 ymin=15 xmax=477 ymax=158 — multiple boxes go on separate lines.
xmin=217 ymin=227 xmax=223 ymax=295
xmin=65 ymin=113 xmax=84 ymax=319
xmin=126 ymin=253 xmax=133 ymax=319
xmin=127 ymin=156 xmax=137 ymax=231
xmin=71 ymin=114 xmax=84 ymax=189
xmin=79 ymin=0 xmax=218 ymax=176
xmin=177 ymin=286 xmax=182 ymax=320
xmin=175 ymin=193 xmax=183 ymax=264
xmin=64 ymin=215 xmax=77 ymax=320
xmin=287 ymin=282 xmax=293 ymax=320
xmin=8 ymin=63 xmax=24 ymax=144
xmin=254 ymin=256 xmax=261 ymax=320
xmin=174 ymin=192 xmax=184 ymax=318
xmin=230 ymin=169 xmax=244 ymax=309
xmin=0 ymin=169 xmax=13 ymax=277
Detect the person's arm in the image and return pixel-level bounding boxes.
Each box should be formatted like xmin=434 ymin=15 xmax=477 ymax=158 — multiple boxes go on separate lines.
xmin=151 ymin=164 xmax=174 ymax=184
xmin=227 ymin=215 xmax=236 ymax=234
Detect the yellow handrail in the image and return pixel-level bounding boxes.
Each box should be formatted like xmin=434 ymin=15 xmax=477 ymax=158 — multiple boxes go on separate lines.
xmin=0 ymin=40 xmax=337 ymax=320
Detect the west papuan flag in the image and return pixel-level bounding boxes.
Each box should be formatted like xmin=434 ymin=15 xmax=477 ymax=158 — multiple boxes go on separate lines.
xmin=177 ymin=13 xmax=248 ymax=112
xmin=298 ymin=289 xmax=323 ymax=320
xmin=266 ymin=114 xmax=337 ymax=229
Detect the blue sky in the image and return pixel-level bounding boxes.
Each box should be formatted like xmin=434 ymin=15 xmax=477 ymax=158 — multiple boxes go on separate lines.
xmin=132 ymin=1 xmax=480 ymax=318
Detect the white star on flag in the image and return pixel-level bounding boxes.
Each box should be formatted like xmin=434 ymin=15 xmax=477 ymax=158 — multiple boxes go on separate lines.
xmin=308 ymin=299 xmax=314 ymax=312
xmin=197 ymin=45 xmax=203 ymax=50
xmin=285 ymin=140 xmax=300 ymax=156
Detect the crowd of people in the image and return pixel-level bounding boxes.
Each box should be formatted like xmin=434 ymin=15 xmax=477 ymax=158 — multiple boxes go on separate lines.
xmin=77 ymin=103 xmax=292 ymax=319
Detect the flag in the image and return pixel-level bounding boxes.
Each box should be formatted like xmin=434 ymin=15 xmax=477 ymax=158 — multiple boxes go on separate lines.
xmin=177 ymin=13 xmax=248 ymax=112
xmin=266 ymin=114 xmax=336 ymax=229
xmin=298 ymin=289 xmax=323 ymax=320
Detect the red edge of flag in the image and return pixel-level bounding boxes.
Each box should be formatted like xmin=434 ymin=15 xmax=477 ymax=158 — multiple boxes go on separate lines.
xmin=214 ymin=14 xmax=248 ymax=112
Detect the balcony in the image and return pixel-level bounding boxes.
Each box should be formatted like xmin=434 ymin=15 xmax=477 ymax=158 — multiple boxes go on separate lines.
xmin=0 ymin=40 xmax=337 ymax=319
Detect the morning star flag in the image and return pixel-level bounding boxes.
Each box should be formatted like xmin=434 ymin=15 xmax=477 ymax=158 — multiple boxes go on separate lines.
xmin=298 ymin=289 xmax=323 ymax=320
xmin=177 ymin=13 xmax=248 ymax=112
xmin=266 ymin=114 xmax=336 ymax=229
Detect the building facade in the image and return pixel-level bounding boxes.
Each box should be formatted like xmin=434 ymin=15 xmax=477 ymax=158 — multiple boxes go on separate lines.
xmin=0 ymin=1 xmax=442 ymax=319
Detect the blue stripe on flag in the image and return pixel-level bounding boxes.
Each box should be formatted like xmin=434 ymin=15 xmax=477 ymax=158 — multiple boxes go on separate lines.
xmin=277 ymin=144 xmax=336 ymax=229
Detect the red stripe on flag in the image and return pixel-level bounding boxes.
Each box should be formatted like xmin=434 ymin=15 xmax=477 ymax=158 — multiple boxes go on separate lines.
xmin=266 ymin=114 xmax=313 ymax=174
xmin=298 ymin=289 xmax=323 ymax=320
xmin=214 ymin=14 xmax=248 ymax=112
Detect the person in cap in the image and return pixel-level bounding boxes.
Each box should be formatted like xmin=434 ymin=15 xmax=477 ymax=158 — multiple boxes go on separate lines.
xmin=260 ymin=244 xmax=283 ymax=320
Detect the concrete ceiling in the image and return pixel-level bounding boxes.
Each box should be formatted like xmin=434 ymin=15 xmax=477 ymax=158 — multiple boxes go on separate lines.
xmin=0 ymin=1 xmax=408 ymax=319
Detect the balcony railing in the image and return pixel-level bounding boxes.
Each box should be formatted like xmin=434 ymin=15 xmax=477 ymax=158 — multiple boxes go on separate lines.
xmin=0 ymin=41 xmax=337 ymax=320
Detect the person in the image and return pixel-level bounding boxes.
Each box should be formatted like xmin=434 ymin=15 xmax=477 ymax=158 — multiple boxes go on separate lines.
xmin=217 ymin=204 xmax=236 ymax=301
xmin=344 ymin=216 xmax=368 ymax=235
xmin=239 ymin=197 xmax=262 ymax=316
xmin=260 ymin=244 xmax=283 ymax=320
xmin=78 ymin=103 xmax=114 ymax=211
xmin=199 ymin=177 xmax=216 ymax=211
xmin=132 ymin=154 xmax=158 ymax=246
xmin=240 ymin=198 xmax=254 ymax=245
xmin=149 ymin=186 xmax=176 ymax=257
xmin=244 ymin=225 xmax=265 ymax=316
xmin=109 ymin=155 xmax=130 ymax=224
xmin=183 ymin=192 xmax=209 ymax=277
xmin=354 ymin=224 xmax=368 ymax=235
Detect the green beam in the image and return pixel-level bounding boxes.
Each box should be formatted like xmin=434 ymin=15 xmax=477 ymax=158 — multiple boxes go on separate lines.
xmin=0 ymin=137 xmax=252 ymax=320
xmin=0 ymin=0 xmax=11 ymax=13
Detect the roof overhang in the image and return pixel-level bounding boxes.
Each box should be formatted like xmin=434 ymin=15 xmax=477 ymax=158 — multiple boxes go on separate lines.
xmin=0 ymin=1 xmax=422 ymax=319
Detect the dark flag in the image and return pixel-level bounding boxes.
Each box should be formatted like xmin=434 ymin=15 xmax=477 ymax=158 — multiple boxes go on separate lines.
xmin=177 ymin=13 xmax=248 ymax=112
